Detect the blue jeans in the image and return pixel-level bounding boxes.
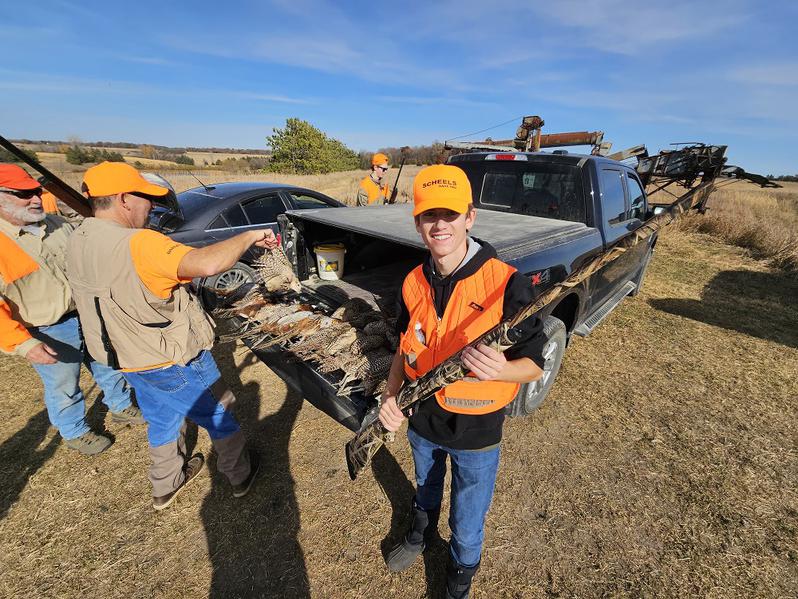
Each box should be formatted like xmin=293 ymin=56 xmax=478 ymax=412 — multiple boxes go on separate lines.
xmin=29 ymin=315 xmax=132 ymax=440
xmin=122 ymin=350 xmax=241 ymax=447
xmin=123 ymin=350 xmax=249 ymax=496
xmin=408 ymin=426 xmax=501 ymax=568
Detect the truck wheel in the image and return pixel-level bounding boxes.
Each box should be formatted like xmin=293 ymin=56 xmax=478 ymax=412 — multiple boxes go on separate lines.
xmin=507 ymin=315 xmax=567 ymax=418
xmin=629 ymin=247 xmax=653 ymax=297
xmin=201 ymin=262 xmax=257 ymax=308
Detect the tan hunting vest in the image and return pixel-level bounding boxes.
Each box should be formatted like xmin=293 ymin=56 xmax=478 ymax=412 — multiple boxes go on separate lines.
xmin=66 ymin=218 xmax=215 ymax=370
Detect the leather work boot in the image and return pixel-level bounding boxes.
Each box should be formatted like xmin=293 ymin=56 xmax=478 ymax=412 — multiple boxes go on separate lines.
xmin=385 ymin=499 xmax=440 ymax=572
xmin=153 ymin=454 xmax=205 ymax=511
xmin=65 ymin=431 xmax=112 ymax=456
xmin=445 ymin=557 xmax=479 ymax=599
xmin=232 ymin=450 xmax=261 ymax=498
xmin=111 ymin=405 xmax=146 ymax=425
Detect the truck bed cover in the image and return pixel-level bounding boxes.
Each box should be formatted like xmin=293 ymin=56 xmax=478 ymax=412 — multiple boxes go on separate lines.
xmin=286 ymin=204 xmax=594 ymax=261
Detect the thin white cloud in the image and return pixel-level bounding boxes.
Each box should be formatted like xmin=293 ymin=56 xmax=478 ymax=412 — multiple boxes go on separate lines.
xmin=536 ymin=0 xmax=747 ymax=54
xmin=0 ymin=69 xmax=314 ymax=105
xmin=729 ymin=63 xmax=798 ymax=86
xmin=118 ymin=55 xmax=181 ymax=67
xmin=377 ymin=95 xmax=498 ymax=109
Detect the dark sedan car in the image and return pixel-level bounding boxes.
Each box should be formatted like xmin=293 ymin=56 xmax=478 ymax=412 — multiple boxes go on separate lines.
xmin=149 ymin=181 xmax=344 ymax=296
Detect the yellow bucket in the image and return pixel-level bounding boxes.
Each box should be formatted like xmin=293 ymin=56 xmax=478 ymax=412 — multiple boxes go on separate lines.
xmin=314 ymin=243 xmax=346 ymax=281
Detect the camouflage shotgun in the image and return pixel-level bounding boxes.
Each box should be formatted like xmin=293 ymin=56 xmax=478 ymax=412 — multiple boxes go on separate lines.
xmin=344 ymin=183 xmax=709 ymax=481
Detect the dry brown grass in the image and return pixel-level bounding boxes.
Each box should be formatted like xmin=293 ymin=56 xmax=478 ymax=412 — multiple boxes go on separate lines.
xmin=1 ymin=187 xmax=797 ymax=597
xmin=665 ymin=181 xmax=798 ymax=271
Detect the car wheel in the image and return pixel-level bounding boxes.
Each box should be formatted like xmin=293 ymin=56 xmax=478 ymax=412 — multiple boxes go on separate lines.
xmin=201 ymin=262 xmax=257 ymax=309
xmin=507 ymin=315 xmax=567 ymax=418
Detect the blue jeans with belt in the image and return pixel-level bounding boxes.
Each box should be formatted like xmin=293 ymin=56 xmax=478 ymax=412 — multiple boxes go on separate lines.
xmin=408 ymin=426 xmax=501 ymax=568
xmin=29 ymin=314 xmax=133 ymax=440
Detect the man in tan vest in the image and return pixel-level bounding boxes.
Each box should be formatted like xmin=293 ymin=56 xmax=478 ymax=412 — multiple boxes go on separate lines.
xmin=66 ymin=162 xmax=278 ymax=510
xmin=356 ymin=152 xmax=391 ymax=206
xmin=0 ymin=163 xmax=140 ymax=456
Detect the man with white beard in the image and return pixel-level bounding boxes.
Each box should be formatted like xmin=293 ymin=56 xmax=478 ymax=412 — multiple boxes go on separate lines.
xmin=0 ymin=164 xmax=142 ymax=455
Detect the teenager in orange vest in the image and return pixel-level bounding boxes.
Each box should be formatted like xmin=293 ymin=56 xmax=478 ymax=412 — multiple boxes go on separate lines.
xmin=356 ymin=152 xmax=391 ymax=205
xmin=379 ymin=164 xmax=546 ymax=598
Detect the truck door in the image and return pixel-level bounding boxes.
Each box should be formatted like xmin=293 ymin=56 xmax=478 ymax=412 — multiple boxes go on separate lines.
xmin=589 ymin=167 xmax=649 ymax=311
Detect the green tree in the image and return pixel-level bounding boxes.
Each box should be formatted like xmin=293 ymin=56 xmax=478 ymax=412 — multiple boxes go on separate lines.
xmin=266 ymin=118 xmax=359 ymax=174
xmin=0 ymin=147 xmax=38 ymax=164
xmin=65 ymin=145 xmax=93 ymax=165
xmin=174 ymin=154 xmax=195 ymax=165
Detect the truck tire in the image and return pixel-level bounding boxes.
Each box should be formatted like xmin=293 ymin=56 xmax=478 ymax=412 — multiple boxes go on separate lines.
xmin=506 ymin=315 xmax=567 ymax=418
xmin=201 ymin=262 xmax=257 ymax=309
xmin=629 ymin=246 xmax=653 ymax=297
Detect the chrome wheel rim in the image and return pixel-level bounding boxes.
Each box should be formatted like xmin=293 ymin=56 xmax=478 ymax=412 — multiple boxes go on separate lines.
xmin=526 ymin=338 xmax=559 ymax=399
xmin=214 ymin=268 xmax=252 ymax=291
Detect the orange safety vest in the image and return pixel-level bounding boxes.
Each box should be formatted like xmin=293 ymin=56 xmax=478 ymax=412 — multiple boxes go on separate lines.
xmin=0 ymin=232 xmax=40 ymax=351
xmin=359 ymin=176 xmax=389 ymax=204
xmin=400 ymin=258 xmax=520 ymax=415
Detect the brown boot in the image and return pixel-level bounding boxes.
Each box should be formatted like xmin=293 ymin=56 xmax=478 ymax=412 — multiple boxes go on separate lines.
xmin=153 ymin=454 xmax=204 ymax=511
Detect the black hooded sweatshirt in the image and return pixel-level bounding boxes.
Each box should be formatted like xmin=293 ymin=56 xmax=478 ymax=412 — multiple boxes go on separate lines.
xmin=395 ymin=238 xmax=546 ymax=450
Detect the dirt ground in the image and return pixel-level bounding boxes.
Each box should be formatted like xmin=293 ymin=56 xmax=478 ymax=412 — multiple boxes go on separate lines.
xmin=1 ymin=226 xmax=796 ymax=598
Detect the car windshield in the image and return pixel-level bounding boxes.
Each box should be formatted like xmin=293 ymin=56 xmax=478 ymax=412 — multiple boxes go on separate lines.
xmin=176 ymin=189 xmax=224 ymax=221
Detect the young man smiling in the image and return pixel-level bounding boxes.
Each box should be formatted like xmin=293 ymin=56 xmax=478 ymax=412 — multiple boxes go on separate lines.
xmin=379 ymin=164 xmax=546 ymax=598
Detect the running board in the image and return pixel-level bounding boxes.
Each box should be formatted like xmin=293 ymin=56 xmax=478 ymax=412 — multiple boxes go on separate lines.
xmin=574 ymin=280 xmax=637 ymax=336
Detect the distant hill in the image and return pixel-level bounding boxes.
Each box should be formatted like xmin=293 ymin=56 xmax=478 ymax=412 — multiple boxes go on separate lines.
xmin=10 ymin=139 xmax=270 ymax=155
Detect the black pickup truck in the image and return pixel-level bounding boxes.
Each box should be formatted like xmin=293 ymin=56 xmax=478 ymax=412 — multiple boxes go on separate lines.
xmin=248 ymin=151 xmax=656 ymax=430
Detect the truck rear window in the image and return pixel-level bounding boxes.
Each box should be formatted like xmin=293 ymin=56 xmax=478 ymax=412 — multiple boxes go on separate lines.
xmin=468 ymin=163 xmax=586 ymax=224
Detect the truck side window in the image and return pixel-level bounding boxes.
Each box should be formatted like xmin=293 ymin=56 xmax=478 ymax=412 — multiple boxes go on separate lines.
xmin=600 ymin=169 xmax=627 ymax=225
xmin=626 ymin=174 xmax=646 ymax=220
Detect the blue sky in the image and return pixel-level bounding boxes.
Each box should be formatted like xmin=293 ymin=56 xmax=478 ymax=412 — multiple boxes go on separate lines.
xmin=2 ymin=0 xmax=796 ymax=174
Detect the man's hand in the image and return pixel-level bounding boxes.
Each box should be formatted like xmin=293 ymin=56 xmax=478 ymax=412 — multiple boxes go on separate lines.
xmin=378 ymin=394 xmax=406 ymax=432
xmin=461 ymin=343 xmax=507 ymax=381
xmin=251 ymin=229 xmax=279 ymax=250
xmin=26 ymin=342 xmax=58 ymax=365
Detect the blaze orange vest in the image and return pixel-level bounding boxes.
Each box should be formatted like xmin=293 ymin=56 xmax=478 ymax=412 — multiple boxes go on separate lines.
xmin=400 ymin=258 xmax=519 ymax=415
xmin=0 ymin=232 xmax=39 ymax=285
xmin=359 ymin=176 xmax=389 ymax=204
xmin=0 ymin=232 xmax=40 ymax=352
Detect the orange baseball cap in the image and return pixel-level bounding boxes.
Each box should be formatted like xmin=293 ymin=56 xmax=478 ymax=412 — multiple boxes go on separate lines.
xmin=371 ymin=152 xmax=389 ymax=166
xmin=83 ymin=162 xmax=169 ymax=198
xmin=412 ymin=164 xmax=472 ymax=216
xmin=0 ymin=164 xmax=40 ymax=191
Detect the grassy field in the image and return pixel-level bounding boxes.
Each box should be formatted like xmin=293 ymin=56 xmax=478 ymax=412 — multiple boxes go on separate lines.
xmin=1 ymin=177 xmax=796 ymax=598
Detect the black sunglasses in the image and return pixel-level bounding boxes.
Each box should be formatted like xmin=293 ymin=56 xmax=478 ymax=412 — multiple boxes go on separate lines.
xmin=7 ymin=187 xmax=43 ymax=200
xmin=376 ymin=165 xmax=389 ymax=171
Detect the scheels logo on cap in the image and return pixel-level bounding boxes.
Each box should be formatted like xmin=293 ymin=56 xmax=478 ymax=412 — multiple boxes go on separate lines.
xmin=422 ymin=178 xmax=458 ymax=189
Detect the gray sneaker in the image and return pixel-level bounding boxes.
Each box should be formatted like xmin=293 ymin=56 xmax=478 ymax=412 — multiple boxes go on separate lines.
xmin=153 ymin=454 xmax=205 ymax=511
xmin=65 ymin=431 xmax=113 ymax=456
xmin=111 ymin=405 xmax=146 ymax=425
